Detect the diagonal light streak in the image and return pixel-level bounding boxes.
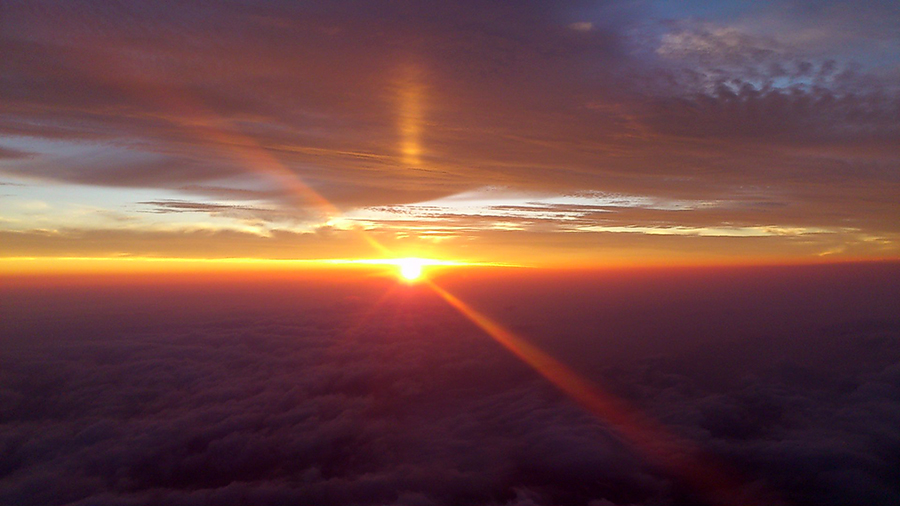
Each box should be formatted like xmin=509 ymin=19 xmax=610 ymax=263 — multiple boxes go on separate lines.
xmin=426 ymin=279 xmax=782 ymax=506
xmin=61 ymin=37 xmax=396 ymax=257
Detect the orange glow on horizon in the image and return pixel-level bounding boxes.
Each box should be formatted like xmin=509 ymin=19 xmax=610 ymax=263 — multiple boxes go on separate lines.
xmin=0 ymin=256 xmax=504 ymax=279
xmin=2 ymin=256 xmax=897 ymax=279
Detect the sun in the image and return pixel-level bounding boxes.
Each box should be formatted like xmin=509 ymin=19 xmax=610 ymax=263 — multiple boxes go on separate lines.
xmin=398 ymin=258 xmax=424 ymax=281
xmin=321 ymin=257 xmax=477 ymax=281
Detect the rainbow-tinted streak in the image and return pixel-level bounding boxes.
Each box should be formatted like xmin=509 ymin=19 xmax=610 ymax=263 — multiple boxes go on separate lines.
xmin=426 ymin=280 xmax=781 ymax=506
xmin=177 ymin=114 xmax=392 ymax=256
xmin=61 ymin=37 xmax=393 ymax=257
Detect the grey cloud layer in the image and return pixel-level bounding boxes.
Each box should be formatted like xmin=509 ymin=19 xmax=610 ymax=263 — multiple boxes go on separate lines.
xmin=2 ymin=265 xmax=900 ymax=505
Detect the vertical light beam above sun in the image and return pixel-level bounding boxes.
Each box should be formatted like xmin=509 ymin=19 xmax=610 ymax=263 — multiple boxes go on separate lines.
xmin=397 ymin=64 xmax=425 ymax=168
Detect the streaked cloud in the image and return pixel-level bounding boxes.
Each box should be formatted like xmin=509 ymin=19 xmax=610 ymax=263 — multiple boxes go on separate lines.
xmin=0 ymin=0 xmax=897 ymax=263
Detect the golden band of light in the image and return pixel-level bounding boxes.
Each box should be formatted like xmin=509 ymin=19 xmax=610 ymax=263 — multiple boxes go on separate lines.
xmin=0 ymin=257 xmax=510 ymax=276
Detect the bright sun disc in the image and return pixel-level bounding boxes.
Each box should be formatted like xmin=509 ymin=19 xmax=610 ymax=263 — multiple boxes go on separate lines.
xmin=398 ymin=259 xmax=424 ymax=281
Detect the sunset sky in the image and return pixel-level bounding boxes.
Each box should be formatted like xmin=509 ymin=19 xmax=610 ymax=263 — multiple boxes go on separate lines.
xmin=3 ymin=3 xmax=900 ymax=506
xmin=2 ymin=0 xmax=898 ymax=268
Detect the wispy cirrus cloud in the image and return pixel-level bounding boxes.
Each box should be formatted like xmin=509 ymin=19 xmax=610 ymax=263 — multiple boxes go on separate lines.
xmin=0 ymin=0 xmax=897 ymax=262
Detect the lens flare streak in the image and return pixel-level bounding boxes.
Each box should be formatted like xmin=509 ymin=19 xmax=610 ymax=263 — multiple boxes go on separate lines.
xmin=425 ymin=280 xmax=779 ymax=506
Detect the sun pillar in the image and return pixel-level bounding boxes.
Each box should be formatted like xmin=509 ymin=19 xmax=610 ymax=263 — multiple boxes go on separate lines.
xmin=397 ymin=64 xmax=425 ymax=168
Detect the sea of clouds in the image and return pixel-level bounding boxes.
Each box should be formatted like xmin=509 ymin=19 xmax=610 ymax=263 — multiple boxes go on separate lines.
xmin=2 ymin=265 xmax=899 ymax=505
